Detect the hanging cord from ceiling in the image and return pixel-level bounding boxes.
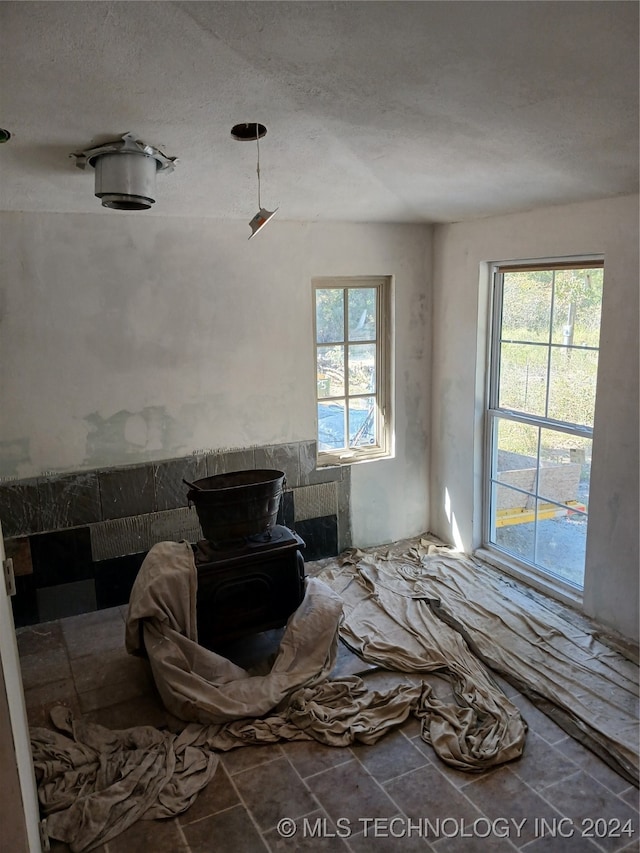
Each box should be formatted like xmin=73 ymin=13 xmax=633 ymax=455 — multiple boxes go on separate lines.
xmin=256 ymin=129 xmax=262 ymax=210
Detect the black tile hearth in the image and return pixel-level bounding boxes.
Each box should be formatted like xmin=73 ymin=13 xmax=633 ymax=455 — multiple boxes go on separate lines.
xmin=94 ymin=553 xmax=146 ymax=610
xmin=30 ymin=528 xmax=94 ymax=588
xmin=294 ymin=514 xmax=339 ymax=560
xmin=11 ymin=572 xmax=39 ymax=628
xmin=37 ymin=579 xmax=97 ymax=622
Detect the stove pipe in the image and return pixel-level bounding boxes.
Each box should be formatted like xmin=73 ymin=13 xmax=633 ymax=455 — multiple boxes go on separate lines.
xmin=71 ymin=132 xmax=177 ymax=210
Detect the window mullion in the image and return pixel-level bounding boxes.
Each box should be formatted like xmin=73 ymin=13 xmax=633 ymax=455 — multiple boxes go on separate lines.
xmin=374 ymin=283 xmax=381 ymax=442
xmin=492 ymin=409 xmax=593 ymax=439
xmin=533 ymin=424 xmax=542 ymax=564
xmin=544 ymin=270 xmax=555 ymax=419
xmin=343 ymin=288 xmax=349 ymax=448
xmin=488 ymin=270 xmax=504 ymax=410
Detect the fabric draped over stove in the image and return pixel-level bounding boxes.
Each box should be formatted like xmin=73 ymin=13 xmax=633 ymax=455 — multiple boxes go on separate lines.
xmin=124 ymin=540 xmax=343 ymax=723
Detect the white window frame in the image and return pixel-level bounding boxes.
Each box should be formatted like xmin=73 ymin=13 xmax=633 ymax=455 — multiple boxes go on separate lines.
xmin=482 ymin=257 xmax=603 ymax=597
xmin=313 ymin=276 xmax=392 ymax=466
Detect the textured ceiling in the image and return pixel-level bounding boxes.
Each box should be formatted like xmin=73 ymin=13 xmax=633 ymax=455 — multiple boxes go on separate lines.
xmin=0 ymin=1 xmax=638 ymax=223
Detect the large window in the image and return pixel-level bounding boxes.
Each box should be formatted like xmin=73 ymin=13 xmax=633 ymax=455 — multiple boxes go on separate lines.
xmin=313 ymin=277 xmax=391 ymax=465
xmin=485 ymin=260 xmax=603 ymax=590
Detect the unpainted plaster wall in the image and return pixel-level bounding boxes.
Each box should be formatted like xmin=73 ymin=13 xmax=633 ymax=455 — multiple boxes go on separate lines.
xmin=431 ymin=195 xmax=639 ymax=642
xmin=0 ymin=526 xmax=40 ymax=851
xmin=0 ymin=213 xmax=431 ymax=547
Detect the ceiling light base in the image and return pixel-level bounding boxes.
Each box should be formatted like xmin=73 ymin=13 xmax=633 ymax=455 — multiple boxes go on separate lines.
xmin=231 ymin=123 xmax=267 ymax=141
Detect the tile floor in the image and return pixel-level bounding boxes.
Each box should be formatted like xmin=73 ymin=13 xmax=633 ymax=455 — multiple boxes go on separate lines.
xmin=17 ymin=601 xmax=639 ymax=853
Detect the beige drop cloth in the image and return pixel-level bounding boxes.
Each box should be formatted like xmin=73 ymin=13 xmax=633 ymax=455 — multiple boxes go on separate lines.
xmin=30 ymin=676 xmax=425 ymax=852
xmin=124 ymin=540 xmax=345 ymax=724
xmin=318 ymin=550 xmax=527 ymax=772
xmin=122 ymin=540 xmax=524 ymax=770
xmin=30 ymin=539 xmax=528 ymax=851
xmin=30 ymin=705 xmax=218 ymax=852
xmin=317 ymin=540 xmax=639 ymax=786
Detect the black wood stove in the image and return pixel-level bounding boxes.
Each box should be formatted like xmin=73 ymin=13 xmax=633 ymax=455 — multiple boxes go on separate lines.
xmin=193 ymin=525 xmax=305 ymax=650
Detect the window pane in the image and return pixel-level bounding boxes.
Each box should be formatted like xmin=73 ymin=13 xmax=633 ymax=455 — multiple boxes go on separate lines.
xmin=502 ymin=271 xmax=552 ymax=343
xmin=316 ymin=345 xmax=345 ymax=397
xmin=491 ymin=483 xmax=535 ymax=563
xmin=540 ymin=429 xmax=591 ymax=510
xmin=493 ymin=412 xmax=539 ymax=500
xmin=317 ymin=373 xmax=331 ymax=399
xmin=348 ymin=343 xmax=376 ymax=395
xmin=348 ymin=288 xmax=376 ymax=341
xmin=495 ymin=418 xmax=539 ymax=475
xmin=498 ymin=343 xmax=548 ymax=416
xmin=534 ymin=499 xmax=586 ymax=587
xmin=318 ymin=400 xmax=346 ymax=451
xmin=551 ymin=268 xmax=603 ymax=348
xmin=316 ymin=289 xmax=344 ymax=343
xmin=349 ymin=396 xmax=377 ymax=447
xmin=547 ymin=347 xmax=598 ymax=427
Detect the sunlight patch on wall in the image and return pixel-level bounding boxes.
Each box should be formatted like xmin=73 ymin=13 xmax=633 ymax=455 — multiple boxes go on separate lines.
xmin=444 ymin=487 xmax=465 ymax=552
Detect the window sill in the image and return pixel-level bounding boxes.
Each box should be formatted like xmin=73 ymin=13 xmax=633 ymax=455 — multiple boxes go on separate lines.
xmin=316 ymin=450 xmax=392 ymax=468
xmin=474 ymin=547 xmax=583 ymax=609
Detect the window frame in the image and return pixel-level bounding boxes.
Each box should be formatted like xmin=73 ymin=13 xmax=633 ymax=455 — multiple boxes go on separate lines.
xmin=483 ymin=257 xmax=604 ymax=593
xmin=312 ymin=276 xmax=392 ymax=466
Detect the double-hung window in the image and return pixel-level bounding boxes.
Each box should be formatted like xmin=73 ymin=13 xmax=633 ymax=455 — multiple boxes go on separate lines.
xmin=485 ymin=260 xmax=603 ymax=591
xmin=313 ymin=277 xmax=391 ymax=465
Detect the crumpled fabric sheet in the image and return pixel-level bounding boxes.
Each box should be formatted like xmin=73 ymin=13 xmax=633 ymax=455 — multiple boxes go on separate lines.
xmin=318 ymin=553 xmax=527 ymax=772
xmin=30 ymin=673 xmax=428 ymax=852
xmin=30 ymin=705 xmax=218 ymax=853
xmin=319 ymin=541 xmax=639 ymax=786
xmin=189 ymin=675 xmax=424 ymax=750
xmin=407 ymin=543 xmax=639 ymax=786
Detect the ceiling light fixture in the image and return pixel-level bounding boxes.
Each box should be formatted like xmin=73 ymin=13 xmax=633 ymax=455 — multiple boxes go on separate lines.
xmin=71 ymin=132 xmax=177 ymax=210
xmin=231 ymin=122 xmax=278 ymax=239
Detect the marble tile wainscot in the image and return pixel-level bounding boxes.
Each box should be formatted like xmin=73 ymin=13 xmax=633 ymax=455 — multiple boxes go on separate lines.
xmin=0 ymin=441 xmax=351 ymax=626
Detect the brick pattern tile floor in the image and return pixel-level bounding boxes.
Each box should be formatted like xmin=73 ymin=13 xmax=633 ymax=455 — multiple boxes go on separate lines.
xmin=18 ymin=606 xmax=639 ymax=853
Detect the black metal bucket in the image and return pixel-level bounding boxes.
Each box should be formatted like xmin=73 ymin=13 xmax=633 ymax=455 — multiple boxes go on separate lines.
xmin=186 ymin=469 xmax=285 ymax=542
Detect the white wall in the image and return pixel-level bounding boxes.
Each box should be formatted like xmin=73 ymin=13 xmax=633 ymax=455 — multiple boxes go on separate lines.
xmin=431 ymin=195 xmax=639 ymax=642
xmin=0 ymin=526 xmax=41 ymax=853
xmin=0 ymin=212 xmax=431 ymax=545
